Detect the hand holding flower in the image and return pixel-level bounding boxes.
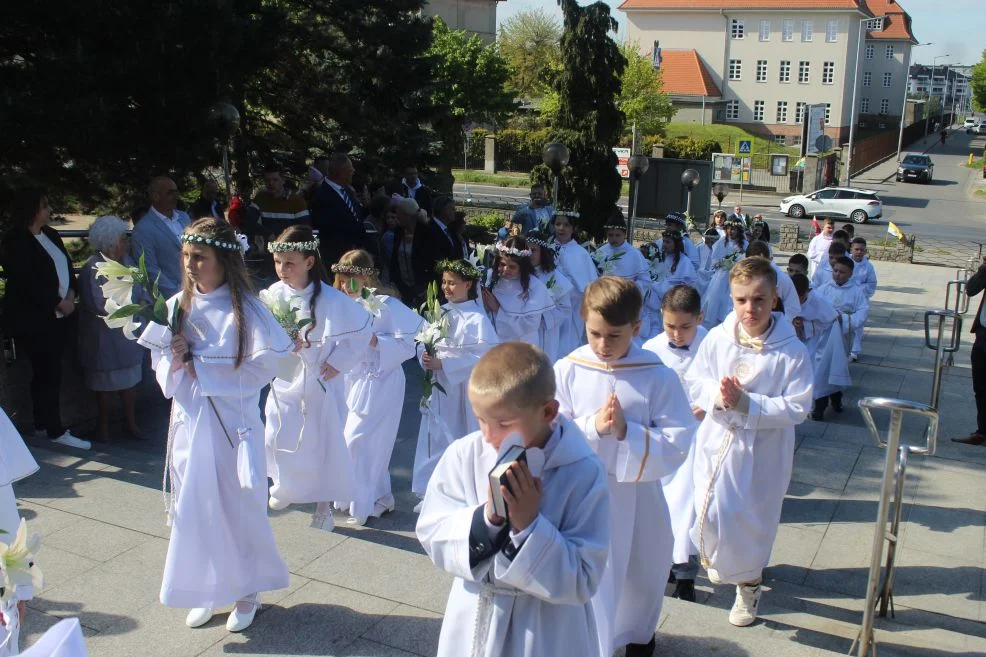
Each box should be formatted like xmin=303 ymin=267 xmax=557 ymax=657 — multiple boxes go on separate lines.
xmin=422 ymin=353 xmax=443 ymax=371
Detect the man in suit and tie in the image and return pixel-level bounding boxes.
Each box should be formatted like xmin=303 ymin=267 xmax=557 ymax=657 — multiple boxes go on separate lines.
xmin=953 ymin=258 xmax=986 ymax=445
xmin=311 ymin=153 xmax=367 ymax=266
xmin=401 ymin=166 xmax=433 ymax=218
xmin=429 ymin=196 xmax=463 ymax=261
xmin=729 ymin=205 xmax=748 ymax=228
xmin=130 ymin=176 xmax=191 ymax=298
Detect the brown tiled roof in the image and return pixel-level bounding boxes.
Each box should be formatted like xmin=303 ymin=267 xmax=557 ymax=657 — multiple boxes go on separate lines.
xmin=658 ymin=50 xmax=722 ymax=97
xmin=861 ymin=0 xmax=917 ymax=42
xmin=620 ymin=0 xmax=869 ymax=10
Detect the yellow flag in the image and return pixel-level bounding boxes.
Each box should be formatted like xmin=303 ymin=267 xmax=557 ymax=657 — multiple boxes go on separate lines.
xmin=887 ymin=221 xmax=904 ymax=241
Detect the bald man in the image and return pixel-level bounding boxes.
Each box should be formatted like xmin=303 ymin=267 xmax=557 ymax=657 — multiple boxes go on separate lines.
xmin=130 ymin=176 xmax=191 ymax=297
xmin=310 ymin=153 xmax=368 ymax=265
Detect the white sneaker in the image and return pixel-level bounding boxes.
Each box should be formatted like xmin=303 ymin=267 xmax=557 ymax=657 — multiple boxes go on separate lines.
xmin=346 ymin=515 xmax=368 ymax=527
xmin=412 ymin=500 xmax=424 ymax=514
xmin=226 ymin=598 xmax=258 ymax=632
xmin=51 ymin=432 xmax=91 ymax=450
xmin=729 ymin=581 xmax=762 ymax=627
xmin=268 ymin=496 xmax=289 ymax=511
xmin=706 ymin=567 xmax=722 ymax=585
xmin=185 ymin=607 xmax=214 ymax=628
xmin=850 ymin=353 xmax=859 ymax=362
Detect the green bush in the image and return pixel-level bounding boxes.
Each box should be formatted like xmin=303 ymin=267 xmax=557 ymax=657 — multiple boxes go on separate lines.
xmin=468 ymin=211 xmax=508 ymax=233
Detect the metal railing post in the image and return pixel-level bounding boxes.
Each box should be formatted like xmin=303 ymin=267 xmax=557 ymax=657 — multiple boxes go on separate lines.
xmin=924 ymin=310 xmax=962 ymax=401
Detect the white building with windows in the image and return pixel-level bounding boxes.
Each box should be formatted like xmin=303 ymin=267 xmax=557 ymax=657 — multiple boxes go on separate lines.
xmin=423 ymin=0 xmax=504 ymax=42
xmin=619 ymin=0 xmax=917 ymax=147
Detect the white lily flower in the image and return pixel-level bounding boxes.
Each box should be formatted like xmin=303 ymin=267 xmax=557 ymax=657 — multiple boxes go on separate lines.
xmin=93 ymin=257 xmax=134 ymax=282
xmin=103 ymin=298 xmax=143 ymax=341
xmin=100 ymin=276 xmax=135 ymax=306
xmin=0 ymin=519 xmax=43 ymax=602
xmin=358 ymin=289 xmax=385 ymax=318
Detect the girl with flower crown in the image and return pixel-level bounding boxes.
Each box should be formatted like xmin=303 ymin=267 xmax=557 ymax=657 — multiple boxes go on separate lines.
xmin=653 ymin=230 xmax=698 ymax=304
xmin=481 ymin=235 xmax=555 ymax=349
xmin=137 ymin=218 xmax=293 ymax=633
xmin=702 ymin=219 xmax=749 ymax=327
xmin=551 ymin=210 xmax=597 ymax=346
xmin=332 ymin=250 xmax=425 ymax=526
xmin=527 ymin=231 xmax=575 ymax=361
xmin=261 ymin=226 xmax=373 ymax=530
xmin=411 ymin=259 xmax=498 ymax=499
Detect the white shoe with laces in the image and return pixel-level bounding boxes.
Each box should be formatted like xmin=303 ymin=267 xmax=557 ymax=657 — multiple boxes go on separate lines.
xmin=268 ymin=496 xmax=289 ymax=511
xmin=185 ymin=607 xmax=214 ymax=628
xmin=51 ymin=432 xmax=91 ymax=451
xmin=729 ymin=581 xmax=762 ymax=627
xmin=226 ymin=598 xmax=258 ymax=632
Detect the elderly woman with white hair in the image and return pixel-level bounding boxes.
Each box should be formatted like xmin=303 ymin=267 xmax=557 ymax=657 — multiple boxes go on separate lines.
xmin=78 ymin=216 xmax=145 ymax=442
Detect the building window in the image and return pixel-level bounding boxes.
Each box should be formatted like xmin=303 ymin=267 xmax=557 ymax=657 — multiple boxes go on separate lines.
xmin=759 ymin=19 xmax=770 ymax=41
xmin=881 ymin=98 xmax=890 ymax=114
xmin=883 ymin=72 xmax=892 ymax=88
xmin=779 ymin=60 xmax=791 ymax=83
xmin=729 ymin=59 xmax=742 ymax=80
xmin=885 ymin=45 xmax=895 ymax=60
xmin=753 ymin=100 xmax=765 ymax=121
xmin=774 ymin=135 xmax=787 ymax=145
xmin=783 ymin=19 xmax=794 ymax=42
xmin=861 ymin=98 xmax=870 ymax=113
xmin=799 ymin=61 xmax=810 ymax=84
xmin=865 ymin=44 xmax=875 ymax=60
xmin=802 ymin=20 xmax=813 ymax=42
xmin=777 ymin=101 xmax=788 ymax=123
xmin=793 ymin=135 xmax=803 ymax=147
xmin=826 ymin=19 xmax=838 ymax=42
xmin=823 ymin=62 xmax=835 ymax=85
xmin=756 ymin=60 xmax=768 ymax=82
xmin=863 ymin=72 xmax=872 ymax=87
xmin=726 ymin=100 xmax=740 ymax=121
xmin=731 ymin=19 xmax=744 ymax=39
xmin=825 ymin=103 xmax=832 ymax=125
xmin=796 ymin=101 xmax=806 ymax=123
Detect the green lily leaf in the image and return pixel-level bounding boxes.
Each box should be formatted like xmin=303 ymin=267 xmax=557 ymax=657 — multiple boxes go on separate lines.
xmin=107 ymin=303 xmax=144 ymax=320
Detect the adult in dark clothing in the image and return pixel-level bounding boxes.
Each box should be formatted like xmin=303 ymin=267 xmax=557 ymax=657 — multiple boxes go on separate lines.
xmin=0 ymin=189 xmax=90 ymax=450
xmin=188 ymin=180 xmax=226 ymax=221
xmin=429 ymin=195 xmax=464 ymax=262
xmin=389 ymin=198 xmax=438 ymax=307
xmin=401 ymin=167 xmax=433 ymax=219
xmin=311 ymin=153 xmax=367 ymax=266
xmin=953 ymin=258 xmax=986 ymax=445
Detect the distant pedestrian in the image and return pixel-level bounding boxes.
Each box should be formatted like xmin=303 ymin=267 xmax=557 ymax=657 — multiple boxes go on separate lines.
xmin=511 ymin=184 xmax=554 ymax=235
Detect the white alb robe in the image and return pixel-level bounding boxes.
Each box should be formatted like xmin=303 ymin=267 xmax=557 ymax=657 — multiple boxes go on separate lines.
xmin=772 ymin=262 xmax=803 ymax=321
xmin=535 ymin=267 xmax=575 ymax=362
xmin=139 ymin=285 xmax=293 ymax=608
xmin=592 ymin=242 xmax=650 ymax=292
xmin=555 ymin=346 xmax=695 ymax=653
xmin=412 ymin=299 xmax=498 ymax=496
xmin=685 ymin=312 xmax=813 ymax=584
xmin=851 ymin=256 xmax=878 ymax=298
xmin=695 ymin=242 xmax=717 ymax=296
xmin=702 ymin=239 xmax=747 ymax=328
xmin=264 ymin=280 xmax=372 ymax=505
xmin=798 ymin=293 xmax=851 ymax=399
xmin=0 ymin=408 xmax=39 ymax=607
xmin=554 ymin=239 xmax=598 ymax=345
xmin=807 ymin=233 xmax=833 ymax=275
xmin=416 ymin=417 xmax=610 ymax=657
xmin=642 ymin=326 xmax=709 ymax=564
xmin=815 ymin=280 xmax=870 ymax=357
xmin=486 ymin=274 xmax=554 ymax=349
xmin=342 ymin=296 xmax=424 ymax=519
xmin=652 ymin=253 xmax=698 ymax=303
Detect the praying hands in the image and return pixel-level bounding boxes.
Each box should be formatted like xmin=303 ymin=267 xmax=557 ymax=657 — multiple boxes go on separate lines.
xmin=595 ymin=392 xmax=627 ymax=440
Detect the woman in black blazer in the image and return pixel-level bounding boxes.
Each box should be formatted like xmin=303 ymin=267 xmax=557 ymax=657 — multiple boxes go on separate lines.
xmin=389 ymin=197 xmax=439 ymax=308
xmin=1 ymin=189 xmax=90 ymax=449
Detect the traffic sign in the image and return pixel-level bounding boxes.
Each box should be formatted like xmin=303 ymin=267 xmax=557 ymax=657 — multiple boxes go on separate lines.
xmin=738 ymin=140 xmax=752 ymax=154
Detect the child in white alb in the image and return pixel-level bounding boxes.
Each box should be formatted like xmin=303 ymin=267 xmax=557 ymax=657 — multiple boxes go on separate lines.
xmin=806 ymin=217 xmax=835 ymax=277
xmin=849 ymin=237 xmax=877 ymax=355
xmin=551 ymin=211 xmax=598 ymax=345
xmin=482 ymin=236 xmax=555 ymax=349
xmin=527 ymin=231 xmax=575 ymax=362
xmin=592 ymin=210 xmax=651 ymax=292
xmin=814 ymin=255 xmax=869 ymax=414
xmin=702 ymin=218 xmax=748 ymax=327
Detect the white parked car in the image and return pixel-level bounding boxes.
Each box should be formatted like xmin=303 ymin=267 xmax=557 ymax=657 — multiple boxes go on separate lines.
xmin=779 ymin=187 xmax=883 ymax=224
xmin=964 ymin=117 xmax=978 ymax=130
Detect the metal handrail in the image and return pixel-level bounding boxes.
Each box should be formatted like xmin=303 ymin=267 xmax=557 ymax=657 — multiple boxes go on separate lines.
xmin=924 ymin=309 xmax=963 ymax=383
xmin=945 ymin=279 xmax=970 ymax=315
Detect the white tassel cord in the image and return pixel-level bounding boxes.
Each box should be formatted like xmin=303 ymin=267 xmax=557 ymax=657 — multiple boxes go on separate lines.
xmin=697 ymin=426 xmax=736 ymax=571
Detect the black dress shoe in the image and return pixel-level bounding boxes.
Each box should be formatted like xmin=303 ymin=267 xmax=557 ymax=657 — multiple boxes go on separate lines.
xmin=667 ymin=569 xmax=676 ymax=584
xmin=625 ymin=635 xmax=656 ymax=657
xmin=810 ymin=409 xmax=824 ymax=421
xmin=831 ymin=397 xmax=844 ymax=413
xmin=672 ymin=578 xmax=696 ymax=602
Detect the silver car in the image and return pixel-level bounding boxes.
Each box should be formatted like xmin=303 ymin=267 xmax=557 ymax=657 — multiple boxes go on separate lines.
xmin=779 ymin=187 xmax=883 ymax=224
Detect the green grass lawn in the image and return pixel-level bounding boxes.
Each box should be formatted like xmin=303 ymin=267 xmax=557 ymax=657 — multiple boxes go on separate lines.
xmin=454 ymin=169 xmax=630 ymax=195
xmin=964 ymin=157 xmax=985 ymax=170
xmin=664 ymin=123 xmax=801 ymax=156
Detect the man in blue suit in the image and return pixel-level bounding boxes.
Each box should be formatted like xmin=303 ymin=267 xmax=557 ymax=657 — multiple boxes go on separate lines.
xmin=130 ymin=176 xmax=191 ymax=298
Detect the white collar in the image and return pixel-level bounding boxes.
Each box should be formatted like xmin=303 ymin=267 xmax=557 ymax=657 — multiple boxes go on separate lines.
xmin=150 ymin=206 xmax=177 ymax=222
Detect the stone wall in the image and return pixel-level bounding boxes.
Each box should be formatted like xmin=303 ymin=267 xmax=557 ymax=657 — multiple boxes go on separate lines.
xmin=775 ymin=221 xmax=913 ymax=263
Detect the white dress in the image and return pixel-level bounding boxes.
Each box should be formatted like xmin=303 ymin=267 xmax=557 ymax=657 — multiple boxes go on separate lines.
xmin=554 ymin=239 xmax=598 ymax=346
xmin=554 ymin=346 xmax=695 ymax=654
xmin=486 ymin=274 xmax=555 ymax=349
xmin=685 ymin=312 xmax=813 ymax=584
xmin=535 ymin=267 xmax=575 ymax=362
xmin=695 ymin=243 xmax=717 ymax=295
xmin=806 ymin=234 xmax=833 ymax=275
xmin=852 ymin=256 xmax=878 ymax=298
xmin=652 ymin=253 xmax=698 ymax=303
xmin=341 ymin=296 xmax=424 ymax=520
xmin=816 ymin=279 xmax=870 ymax=357
xmin=139 ymin=285 xmax=293 ymax=608
xmin=416 ymin=417 xmax=611 ymax=657
xmin=592 ymin=242 xmax=650 ymax=291
xmin=702 ymin=238 xmax=748 ymax=328
xmin=798 ymin=293 xmax=850 ymax=399
xmin=642 ymin=326 xmax=709 ymax=565
xmin=263 ymin=281 xmax=373 ymax=505
xmin=412 ymin=299 xmax=498 ymax=496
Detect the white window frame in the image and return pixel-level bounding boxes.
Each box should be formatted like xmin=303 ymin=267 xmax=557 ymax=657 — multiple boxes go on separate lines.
xmin=753 ymin=100 xmax=765 ymax=122
xmin=793 ymin=135 xmax=803 ymax=146
xmin=779 ymin=60 xmax=791 ymax=83
xmin=729 ymin=59 xmax=742 ymax=81
xmin=756 ymin=60 xmax=768 ymax=82
xmin=825 ymin=103 xmax=832 ymax=125
xmin=883 ymin=72 xmax=892 ymax=88
xmin=799 ymin=61 xmax=811 ymax=84
xmin=861 ymin=98 xmax=870 ymax=113
xmin=880 ymin=98 xmax=890 ymax=114
xmin=823 ymin=61 xmax=835 ymax=85
xmin=826 ymin=19 xmax=838 ymax=42
xmin=802 ymin=20 xmax=813 ymax=42
xmin=796 ymin=101 xmax=806 ymax=123
xmin=731 ymin=19 xmax=745 ymax=39
xmin=774 ymin=135 xmax=787 ymax=145
xmin=783 ymin=19 xmax=794 ymax=42
xmin=863 ymin=71 xmax=872 ymax=87
xmin=759 ymin=19 xmax=770 ymax=41
xmin=726 ymin=100 xmax=740 ymax=121
xmin=865 ymin=44 xmax=875 ymax=60
xmin=777 ymin=101 xmax=788 ymax=123
xmin=885 ymin=44 xmax=895 ymax=60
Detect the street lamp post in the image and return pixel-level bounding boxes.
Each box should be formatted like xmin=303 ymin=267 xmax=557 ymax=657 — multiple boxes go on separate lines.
xmin=541 ymin=142 xmax=570 ymax=210
xmin=925 ymin=54 xmax=950 ymax=139
xmin=846 ymin=16 xmax=886 ymax=188
xmin=896 ymin=42 xmax=931 ymax=163
xmin=627 ymin=154 xmax=650 ymax=244
xmin=208 ymin=101 xmax=241 ymax=202
xmin=680 ymin=168 xmax=700 ymax=220
xmin=939 ymin=64 xmax=952 ymax=129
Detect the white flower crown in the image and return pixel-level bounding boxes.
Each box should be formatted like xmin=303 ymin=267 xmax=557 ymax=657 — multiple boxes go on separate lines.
xmin=180 ymin=232 xmax=248 ymax=252
xmin=555 ymin=210 xmax=580 ymax=218
xmin=496 ymin=242 xmax=532 ymax=258
xmin=331 ymin=263 xmax=378 ymax=276
xmin=526 ymin=237 xmax=557 ymax=252
xmin=267 ymin=239 xmax=320 ymax=254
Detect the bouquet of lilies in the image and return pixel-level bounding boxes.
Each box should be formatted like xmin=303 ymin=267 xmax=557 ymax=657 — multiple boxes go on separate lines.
xmin=95 ymin=253 xmax=180 ymax=339
xmin=415 ymin=281 xmax=448 ymax=408
xmin=0 ymin=520 xmax=42 ymax=603
xmin=592 ymin=248 xmax=625 ymax=276
xmin=544 ymin=274 xmax=568 ymax=305
xmin=258 ymin=289 xmax=312 ymax=340
xmin=716 ymin=251 xmax=743 ymax=272
xmin=348 ymin=279 xmax=386 ymax=318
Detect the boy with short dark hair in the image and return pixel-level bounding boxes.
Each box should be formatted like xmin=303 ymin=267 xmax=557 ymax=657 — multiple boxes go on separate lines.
xmin=787 ymin=253 xmax=809 ymax=278
xmin=685 ymin=257 xmax=813 ymax=627
xmin=792 ymin=273 xmax=851 ymax=421
xmin=849 ymin=237 xmax=877 ymax=356
xmin=417 ymin=342 xmax=611 ymax=657
xmin=807 ymin=218 xmax=835 ymax=274
xmin=555 ymin=276 xmax=696 ymax=657
xmin=816 ymin=252 xmax=869 ymax=370
xmin=811 ymin=241 xmax=847 ymax=289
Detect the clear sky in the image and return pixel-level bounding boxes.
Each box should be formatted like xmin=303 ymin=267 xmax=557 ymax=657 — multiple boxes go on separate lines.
xmin=497 ymin=0 xmax=984 ymax=66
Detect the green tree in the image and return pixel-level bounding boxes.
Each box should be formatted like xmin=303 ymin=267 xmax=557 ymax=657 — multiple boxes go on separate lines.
xmin=618 ymin=41 xmax=676 ymax=136
xmin=970 ymin=50 xmax=986 ymax=112
xmin=498 ymin=8 xmax=562 ymax=99
xmin=533 ymin=0 xmax=626 ymax=238
xmin=428 ymin=17 xmax=515 ymax=192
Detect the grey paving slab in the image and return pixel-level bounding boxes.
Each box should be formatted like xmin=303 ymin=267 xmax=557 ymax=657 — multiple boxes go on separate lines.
xmin=361 ymin=604 xmax=443 ymax=657
xmin=343 ymin=638 xmax=426 ymax=657
xmin=43 ymin=517 xmax=153 ymax=562
xmin=780 ymin=482 xmax=841 ymax=532
xmin=268 ymin=506 xmax=349 ymax=572
xmin=15 ymin=501 xmax=84 ymax=537
xmin=34 ymin=544 xmax=102 ymax=592
xmin=43 ymin=473 xmax=172 ymax=539
xmin=791 ymin=438 xmax=862 ymax=491
xmin=891 ymin=548 xmax=984 ymax=622
xmin=900 ymin=504 xmax=986 ymax=563
xmin=767 ymin=524 xmax=826 ymax=586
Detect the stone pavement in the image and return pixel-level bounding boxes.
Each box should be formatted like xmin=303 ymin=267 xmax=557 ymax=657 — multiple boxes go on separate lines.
xmin=9 ymin=259 xmax=986 ymax=657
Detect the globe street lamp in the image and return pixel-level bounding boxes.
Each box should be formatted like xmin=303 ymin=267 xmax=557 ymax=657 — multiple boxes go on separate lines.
xmin=542 ymin=142 xmax=570 ymax=210
xmin=209 ymin=102 xmax=241 ymax=201
xmin=627 ymin=154 xmax=649 ymax=243
xmin=680 ymin=168 xmax=700 ymax=219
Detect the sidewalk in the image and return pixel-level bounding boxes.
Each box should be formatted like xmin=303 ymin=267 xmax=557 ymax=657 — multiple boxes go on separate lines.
xmin=11 ymin=260 xmax=986 ymax=657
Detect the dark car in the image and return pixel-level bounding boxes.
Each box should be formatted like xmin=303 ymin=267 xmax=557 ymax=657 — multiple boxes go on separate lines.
xmin=896 ymin=154 xmax=933 ymax=184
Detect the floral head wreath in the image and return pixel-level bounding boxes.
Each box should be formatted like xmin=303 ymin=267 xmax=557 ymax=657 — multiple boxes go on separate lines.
xmin=554 ymin=209 xmax=580 ymax=219
xmin=495 ymin=242 xmax=532 ymax=258
xmin=525 ymin=236 xmax=557 ymax=252
xmin=603 ymin=222 xmax=627 ymax=232
xmin=267 ymin=238 xmax=320 ymax=254
xmin=664 ymin=212 xmax=686 ymax=227
xmin=437 ymin=258 xmax=481 ymax=281
xmin=179 ymin=232 xmax=248 ymax=253
xmin=704 ymin=227 xmax=720 ymax=238
xmin=330 ymin=263 xmax=378 ymax=276
xmin=662 ymin=229 xmax=683 ymax=239
xmin=724 ymin=217 xmax=745 ymax=228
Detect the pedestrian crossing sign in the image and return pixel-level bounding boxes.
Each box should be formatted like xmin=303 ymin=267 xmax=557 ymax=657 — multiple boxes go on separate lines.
xmin=738 ymin=140 xmax=752 ymax=154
